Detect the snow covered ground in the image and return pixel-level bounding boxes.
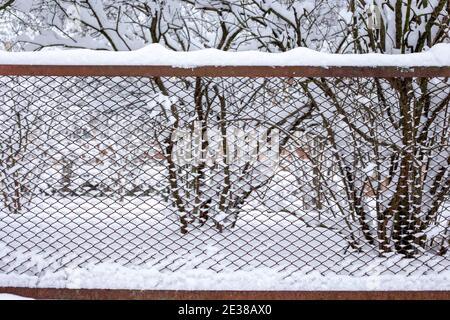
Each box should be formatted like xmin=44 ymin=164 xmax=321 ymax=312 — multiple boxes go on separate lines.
xmin=0 ymin=43 xmax=449 ymax=67
xmin=2 ymin=264 xmax=449 ymax=291
xmin=0 ymin=196 xmax=448 ymax=291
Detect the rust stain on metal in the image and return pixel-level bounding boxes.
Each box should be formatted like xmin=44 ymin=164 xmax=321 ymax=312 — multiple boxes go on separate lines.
xmin=0 ymin=65 xmax=448 ymax=77
xmin=0 ymin=287 xmax=449 ymax=300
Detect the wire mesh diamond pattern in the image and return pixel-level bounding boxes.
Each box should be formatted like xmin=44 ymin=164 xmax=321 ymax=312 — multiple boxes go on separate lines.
xmin=0 ymin=74 xmax=448 ymax=279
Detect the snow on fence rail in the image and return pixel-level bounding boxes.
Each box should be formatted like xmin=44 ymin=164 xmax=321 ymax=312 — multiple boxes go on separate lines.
xmin=0 ymin=64 xmax=449 ymax=290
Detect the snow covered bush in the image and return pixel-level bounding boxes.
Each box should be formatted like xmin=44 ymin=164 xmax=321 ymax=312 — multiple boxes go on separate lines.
xmin=146 ymin=77 xmax=314 ymax=233
xmin=300 ymin=76 xmax=450 ymax=257
xmin=37 ymin=76 xmax=167 ymax=198
xmin=0 ymin=76 xmax=52 ymax=213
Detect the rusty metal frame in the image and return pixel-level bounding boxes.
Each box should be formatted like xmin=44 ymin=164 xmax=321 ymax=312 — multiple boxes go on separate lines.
xmin=0 ymin=64 xmax=449 ymax=299
xmin=0 ymin=65 xmax=448 ymax=77
xmin=0 ymin=287 xmax=449 ymax=300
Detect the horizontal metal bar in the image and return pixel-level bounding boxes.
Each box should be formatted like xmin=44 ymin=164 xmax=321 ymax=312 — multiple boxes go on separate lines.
xmin=0 ymin=65 xmax=448 ymax=77
xmin=1 ymin=287 xmax=449 ymax=300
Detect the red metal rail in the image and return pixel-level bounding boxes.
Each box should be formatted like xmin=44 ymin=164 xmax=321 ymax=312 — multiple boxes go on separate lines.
xmin=0 ymin=65 xmax=448 ymax=77
xmin=1 ymin=287 xmax=449 ymax=300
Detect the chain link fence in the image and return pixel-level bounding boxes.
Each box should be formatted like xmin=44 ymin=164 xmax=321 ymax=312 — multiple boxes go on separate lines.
xmin=0 ymin=68 xmax=449 ymax=279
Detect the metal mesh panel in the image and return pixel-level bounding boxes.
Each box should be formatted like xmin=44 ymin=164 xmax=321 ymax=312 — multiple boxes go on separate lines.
xmin=0 ymin=74 xmax=448 ymax=278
